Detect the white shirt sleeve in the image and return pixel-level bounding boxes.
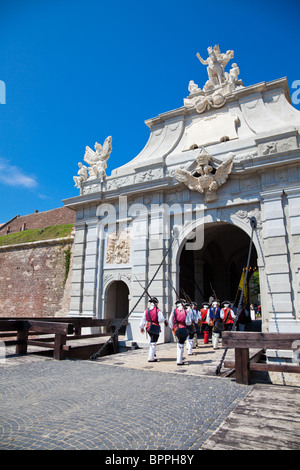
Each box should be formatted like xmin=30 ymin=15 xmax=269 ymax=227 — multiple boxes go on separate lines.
xmin=168 ymin=311 xmax=174 ymax=330
xmin=158 ymin=310 xmax=166 ymax=324
xmin=206 ymin=310 xmax=211 ymax=323
xmin=185 ymin=311 xmax=192 ymax=326
xmin=139 ymin=311 xmax=147 ymax=329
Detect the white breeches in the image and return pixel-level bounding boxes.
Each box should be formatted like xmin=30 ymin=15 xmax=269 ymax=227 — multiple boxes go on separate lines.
xmin=212 ymin=332 xmax=220 ymax=349
xmin=177 ymin=343 xmax=185 ymax=364
xmin=148 ymin=342 xmax=156 ymax=361
xmin=187 ymin=337 xmax=194 ymax=355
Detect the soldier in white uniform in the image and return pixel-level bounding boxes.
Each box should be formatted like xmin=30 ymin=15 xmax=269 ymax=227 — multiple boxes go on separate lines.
xmin=185 ymin=302 xmax=201 ymax=354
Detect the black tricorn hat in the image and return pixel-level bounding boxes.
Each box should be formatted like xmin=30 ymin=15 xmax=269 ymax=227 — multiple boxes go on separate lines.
xmin=150 ymin=297 xmax=159 ymax=304
xmin=202 ymin=302 xmax=210 ymax=307
xmin=222 ymin=300 xmax=231 ymax=306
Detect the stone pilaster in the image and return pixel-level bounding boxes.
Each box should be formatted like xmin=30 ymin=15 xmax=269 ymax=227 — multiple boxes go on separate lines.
xmin=81 ymin=218 xmax=99 ymax=317
xmin=284 ymin=187 xmax=300 ymax=327
xmin=260 ymin=189 xmax=296 ymax=332
xmin=69 ymin=221 xmax=86 ymax=316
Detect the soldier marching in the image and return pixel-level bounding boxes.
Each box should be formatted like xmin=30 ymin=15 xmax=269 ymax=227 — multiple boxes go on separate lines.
xmin=139 ymin=291 xmax=247 ymax=364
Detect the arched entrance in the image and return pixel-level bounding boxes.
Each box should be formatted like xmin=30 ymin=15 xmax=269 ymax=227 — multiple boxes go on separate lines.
xmin=105 ymin=280 xmax=129 ymax=335
xmin=179 ymin=222 xmax=259 ymax=309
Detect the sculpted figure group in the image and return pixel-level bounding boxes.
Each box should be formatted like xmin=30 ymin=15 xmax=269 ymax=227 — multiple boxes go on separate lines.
xmin=184 ymin=44 xmax=243 ymax=113
xmin=73 ymin=136 xmax=112 ymax=192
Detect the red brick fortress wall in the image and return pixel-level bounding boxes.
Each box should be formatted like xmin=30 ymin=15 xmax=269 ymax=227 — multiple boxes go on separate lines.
xmin=0 ymin=207 xmax=75 ymax=235
xmin=0 ymin=239 xmax=74 ymax=317
xmin=0 ymin=207 xmax=76 ymax=318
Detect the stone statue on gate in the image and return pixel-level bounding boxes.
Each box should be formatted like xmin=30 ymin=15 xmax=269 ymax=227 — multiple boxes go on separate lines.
xmin=184 ymin=44 xmax=243 ymax=114
xmin=83 ymin=136 xmax=112 ymax=181
xmin=73 ymin=162 xmax=88 ymax=193
xmin=196 ymin=45 xmax=234 ymax=88
xmin=73 ymin=136 xmax=113 ymax=192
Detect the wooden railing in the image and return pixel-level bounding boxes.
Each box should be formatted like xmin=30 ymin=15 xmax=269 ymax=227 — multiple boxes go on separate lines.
xmin=0 ymin=317 xmax=127 ymax=360
xmin=222 ymin=331 xmax=300 ymax=384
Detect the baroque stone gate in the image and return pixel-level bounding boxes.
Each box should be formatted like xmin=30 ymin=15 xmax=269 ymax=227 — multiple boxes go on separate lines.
xmin=63 ymin=45 xmax=300 ymax=346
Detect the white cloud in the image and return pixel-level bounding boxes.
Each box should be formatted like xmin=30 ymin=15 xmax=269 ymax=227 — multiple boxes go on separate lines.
xmin=0 ymin=158 xmax=38 ymax=189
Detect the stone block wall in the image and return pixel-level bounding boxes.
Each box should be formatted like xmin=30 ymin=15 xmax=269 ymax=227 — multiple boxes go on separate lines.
xmin=0 ymin=238 xmax=74 ymax=317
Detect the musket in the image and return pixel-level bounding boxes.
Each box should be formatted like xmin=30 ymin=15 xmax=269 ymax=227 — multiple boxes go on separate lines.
xmin=180 ymin=288 xmax=192 ymax=306
xmin=194 ymin=278 xmax=204 ymax=300
xmin=135 ymin=275 xmax=152 ymax=301
xmin=210 ymin=281 xmax=217 ymax=300
xmin=165 ymin=273 xmax=181 ymax=304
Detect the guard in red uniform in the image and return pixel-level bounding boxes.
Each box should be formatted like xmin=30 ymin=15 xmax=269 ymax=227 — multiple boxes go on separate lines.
xmin=169 ymin=299 xmax=192 ymax=365
xmin=220 ymin=301 xmax=236 ymax=331
xmin=139 ymin=297 xmax=167 ymax=362
xmin=200 ymin=302 xmax=210 ymax=344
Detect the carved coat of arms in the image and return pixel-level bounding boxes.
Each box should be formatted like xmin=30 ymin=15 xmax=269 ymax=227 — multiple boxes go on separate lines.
xmin=175 ymin=148 xmax=233 ymax=202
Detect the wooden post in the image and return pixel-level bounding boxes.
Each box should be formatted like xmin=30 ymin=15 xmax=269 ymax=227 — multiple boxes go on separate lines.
xmin=53 ymin=334 xmax=67 ymax=360
xmin=111 ymin=325 xmax=119 ymax=354
xmin=235 ymin=347 xmax=250 ymax=385
xmin=16 ymin=323 xmax=29 ymax=355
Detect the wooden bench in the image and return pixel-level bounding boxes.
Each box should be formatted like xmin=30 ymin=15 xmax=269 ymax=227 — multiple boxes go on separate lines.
xmin=222 ymin=331 xmax=300 ymax=384
xmin=0 ymin=317 xmax=127 ymax=360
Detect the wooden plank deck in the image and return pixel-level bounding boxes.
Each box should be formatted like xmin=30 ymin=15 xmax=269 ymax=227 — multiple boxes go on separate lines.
xmin=202 ymin=383 xmax=300 ymax=450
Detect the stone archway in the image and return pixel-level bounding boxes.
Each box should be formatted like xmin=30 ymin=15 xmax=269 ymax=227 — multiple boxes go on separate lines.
xmin=104 ymin=280 xmax=129 ymax=335
xmin=178 ymin=222 xmax=259 ymax=309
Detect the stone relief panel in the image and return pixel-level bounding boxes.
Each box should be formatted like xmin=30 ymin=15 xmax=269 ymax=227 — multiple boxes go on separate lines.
xmin=218 ymin=206 xmax=262 ymax=231
xmin=256 ymin=131 xmax=298 ymax=157
xmin=106 ymin=167 xmax=164 ymax=192
xmin=239 ymin=175 xmax=261 ymax=191
xmin=103 ymin=272 xmax=132 ymax=286
xmin=106 ymin=230 xmax=130 ymax=264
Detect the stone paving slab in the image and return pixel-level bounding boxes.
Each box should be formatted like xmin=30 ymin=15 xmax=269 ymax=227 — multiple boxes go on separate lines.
xmin=1 ymin=341 xmax=299 ymax=451
xmin=0 ymin=358 xmax=249 ymax=450
xmin=97 ymin=342 xmax=237 ymax=377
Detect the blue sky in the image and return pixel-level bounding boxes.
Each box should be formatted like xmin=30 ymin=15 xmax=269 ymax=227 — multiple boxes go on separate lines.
xmin=0 ymin=0 xmax=300 ymax=223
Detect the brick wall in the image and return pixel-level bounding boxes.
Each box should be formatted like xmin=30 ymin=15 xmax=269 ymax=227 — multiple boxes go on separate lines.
xmin=0 ymin=207 xmax=76 ymax=235
xmin=0 ymin=237 xmax=74 ymax=317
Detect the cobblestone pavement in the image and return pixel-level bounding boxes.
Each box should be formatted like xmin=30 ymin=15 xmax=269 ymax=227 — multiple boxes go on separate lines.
xmin=0 ymin=359 xmax=250 ymax=451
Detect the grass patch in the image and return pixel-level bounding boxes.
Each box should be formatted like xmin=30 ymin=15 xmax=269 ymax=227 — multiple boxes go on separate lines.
xmin=0 ymin=224 xmax=74 ymax=246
